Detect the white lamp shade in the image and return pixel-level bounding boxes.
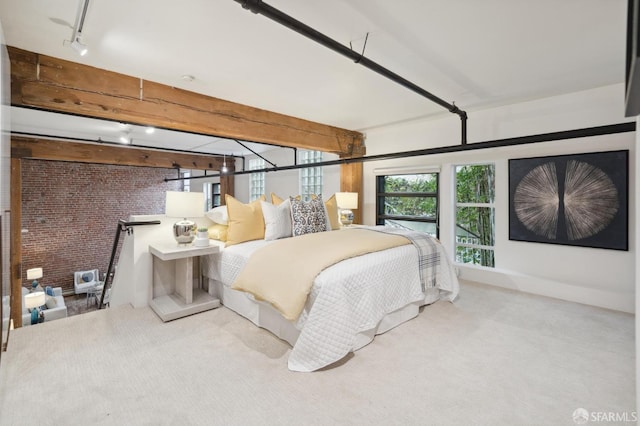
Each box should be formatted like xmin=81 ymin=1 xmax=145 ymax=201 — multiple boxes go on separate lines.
xmin=165 ymin=191 xmax=205 ymax=218
xmin=26 ymin=267 xmax=43 ymax=280
xmin=335 ymin=192 xmax=358 ymax=209
xmin=24 ymin=291 xmax=45 ymax=309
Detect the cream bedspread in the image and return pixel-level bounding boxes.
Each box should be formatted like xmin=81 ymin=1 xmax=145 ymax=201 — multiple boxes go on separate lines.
xmin=231 ymin=229 xmax=410 ymax=320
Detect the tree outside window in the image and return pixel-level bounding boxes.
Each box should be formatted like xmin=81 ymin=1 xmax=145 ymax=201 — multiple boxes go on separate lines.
xmin=455 ymin=164 xmax=495 ymax=267
xmin=376 ymin=173 xmax=439 ymax=237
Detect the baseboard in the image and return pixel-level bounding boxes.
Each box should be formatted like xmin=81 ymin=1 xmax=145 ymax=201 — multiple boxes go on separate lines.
xmin=457 ymin=264 xmax=634 ymax=314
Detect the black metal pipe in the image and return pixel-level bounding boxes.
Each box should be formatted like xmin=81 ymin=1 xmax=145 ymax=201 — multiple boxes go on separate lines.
xmin=234 ymin=0 xmax=468 ymax=143
xmin=11 ymin=130 xmax=244 ymax=162
xmin=234 ymin=139 xmax=276 ymax=167
xmin=165 ymin=122 xmax=635 ymax=182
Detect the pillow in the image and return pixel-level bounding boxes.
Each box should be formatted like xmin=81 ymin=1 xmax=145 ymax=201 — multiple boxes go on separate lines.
xmin=205 ymin=205 xmax=228 ymax=225
xmin=208 ymin=224 xmax=228 ymax=242
xmin=261 ymin=199 xmax=292 ymax=241
xmin=324 ymin=194 xmax=341 ymax=231
xmin=290 ymin=196 xmax=328 ymax=236
xmin=271 ymin=192 xmax=284 ymax=206
xmin=225 ymin=194 xmax=266 ymax=246
xmin=310 ymin=194 xmax=333 ymax=231
xmin=45 ymin=295 xmax=58 ymax=309
xmin=45 ymin=286 xmax=54 ymax=296
xmin=271 ymin=193 xmax=300 ymax=206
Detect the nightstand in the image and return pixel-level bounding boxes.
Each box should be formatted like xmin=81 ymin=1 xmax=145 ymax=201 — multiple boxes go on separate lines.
xmin=148 ymin=242 xmax=220 ymax=321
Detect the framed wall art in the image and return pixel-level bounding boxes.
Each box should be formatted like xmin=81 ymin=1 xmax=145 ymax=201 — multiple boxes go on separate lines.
xmin=509 ymin=150 xmax=628 ymax=250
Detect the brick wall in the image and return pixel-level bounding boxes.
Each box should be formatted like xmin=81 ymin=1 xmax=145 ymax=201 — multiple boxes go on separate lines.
xmin=21 ymin=160 xmax=182 ymax=294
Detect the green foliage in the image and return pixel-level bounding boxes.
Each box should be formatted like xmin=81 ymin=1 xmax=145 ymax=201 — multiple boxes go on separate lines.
xmin=455 ymin=165 xmax=495 ymax=267
xmin=382 ymin=174 xmax=438 ymax=218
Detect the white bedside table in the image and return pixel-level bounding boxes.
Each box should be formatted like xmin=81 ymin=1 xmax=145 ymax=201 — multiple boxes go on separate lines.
xmin=148 ymin=241 xmax=220 ymax=322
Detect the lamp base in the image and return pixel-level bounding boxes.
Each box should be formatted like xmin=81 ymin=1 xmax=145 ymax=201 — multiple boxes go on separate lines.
xmin=339 ymin=209 xmax=354 ymax=227
xmin=173 ymin=219 xmax=196 ymax=245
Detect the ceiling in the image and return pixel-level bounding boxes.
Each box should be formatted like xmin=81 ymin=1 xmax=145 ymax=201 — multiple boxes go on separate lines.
xmin=0 ymin=0 xmax=628 ymax=156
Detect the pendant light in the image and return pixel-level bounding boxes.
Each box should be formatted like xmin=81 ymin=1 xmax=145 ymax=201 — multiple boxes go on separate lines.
xmin=221 ymin=155 xmax=228 ymax=173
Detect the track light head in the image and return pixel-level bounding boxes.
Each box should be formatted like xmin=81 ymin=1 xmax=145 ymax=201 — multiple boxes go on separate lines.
xmin=70 ymin=36 xmax=88 ymax=56
xmin=119 ymin=133 xmax=131 ymax=144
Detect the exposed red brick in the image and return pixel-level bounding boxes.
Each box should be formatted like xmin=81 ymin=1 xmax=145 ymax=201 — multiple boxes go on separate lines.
xmin=21 ymin=160 xmax=182 ymax=293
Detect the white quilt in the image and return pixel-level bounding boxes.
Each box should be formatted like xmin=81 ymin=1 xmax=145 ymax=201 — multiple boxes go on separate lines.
xmin=202 ymin=232 xmax=459 ymax=372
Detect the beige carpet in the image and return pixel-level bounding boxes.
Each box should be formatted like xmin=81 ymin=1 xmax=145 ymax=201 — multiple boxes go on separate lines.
xmin=0 ymin=280 xmax=634 ymax=425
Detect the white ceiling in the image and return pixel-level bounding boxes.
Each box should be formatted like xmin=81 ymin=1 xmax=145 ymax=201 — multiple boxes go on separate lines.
xmin=0 ymin=0 xmax=628 ymax=156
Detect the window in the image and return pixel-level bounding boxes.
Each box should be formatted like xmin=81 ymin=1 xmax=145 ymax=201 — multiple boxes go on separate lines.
xmin=203 ymin=182 xmax=221 ymax=210
xmin=248 ymin=158 xmax=265 ymax=202
xmin=454 ymin=164 xmax=495 ymax=267
xmin=375 ymin=173 xmax=439 ymax=238
xmin=181 ymin=171 xmax=191 ymax=192
xmin=299 ymin=150 xmax=323 ymax=200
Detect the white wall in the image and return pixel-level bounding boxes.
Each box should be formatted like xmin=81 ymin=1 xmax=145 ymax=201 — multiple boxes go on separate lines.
xmin=362 ymin=84 xmax=635 ymax=313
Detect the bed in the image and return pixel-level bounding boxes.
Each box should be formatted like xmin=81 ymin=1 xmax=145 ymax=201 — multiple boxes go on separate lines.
xmin=202 ymin=223 xmax=459 ymax=372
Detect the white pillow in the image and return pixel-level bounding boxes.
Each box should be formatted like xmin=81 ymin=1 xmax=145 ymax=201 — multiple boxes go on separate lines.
xmin=261 ymin=199 xmax=292 ymax=241
xmin=205 ymin=205 xmax=228 ymax=225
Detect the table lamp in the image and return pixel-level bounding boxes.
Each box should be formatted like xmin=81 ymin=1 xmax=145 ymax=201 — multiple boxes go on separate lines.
xmin=27 ymin=267 xmax=43 ymax=291
xmin=165 ymin=191 xmax=205 ymax=245
xmin=24 ymin=291 xmax=45 ymax=325
xmin=335 ymin=192 xmax=358 ymax=227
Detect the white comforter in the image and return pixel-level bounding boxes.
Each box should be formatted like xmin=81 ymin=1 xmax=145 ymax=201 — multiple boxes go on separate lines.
xmin=203 ymin=232 xmax=459 ymax=371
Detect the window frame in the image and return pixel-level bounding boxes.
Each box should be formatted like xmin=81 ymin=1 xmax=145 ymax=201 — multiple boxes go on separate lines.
xmin=453 ymin=163 xmax=496 ymax=268
xmin=204 ymin=182 xmax=221 ymax=210
xmin=375 ymin=172 xmax=440 ymax=238
xmin=299 ymin=150 xmax=323 ymax=200
xmin=248 ymin=158 xmax=266 ymax=202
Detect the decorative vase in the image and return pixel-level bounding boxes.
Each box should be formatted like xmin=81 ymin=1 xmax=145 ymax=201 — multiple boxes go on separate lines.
xmin=194 ymin=230 xmax=210 ymax=247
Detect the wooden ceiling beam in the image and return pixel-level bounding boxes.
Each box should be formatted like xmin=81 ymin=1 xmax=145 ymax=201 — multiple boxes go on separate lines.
xmin=11 ymin=136 xmax=227 ymax=171
xmin=8 ymin=46 xmax=365 ymax=156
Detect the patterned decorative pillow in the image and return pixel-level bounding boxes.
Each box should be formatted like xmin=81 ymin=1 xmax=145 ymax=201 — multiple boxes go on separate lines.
xmin=290 ymin=196 xmax=328 ymax=236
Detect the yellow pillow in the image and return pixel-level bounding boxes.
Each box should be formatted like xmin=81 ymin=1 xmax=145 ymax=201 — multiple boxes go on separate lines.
xmin=271 ymin=192 xmax=284 ymax=206
xmin=225 ymin=194 xmax=266 ymax=246
xmin=324 ymin=194 xmax=340 ymax=230
xmin=271 ymin=193 xmax=301 ymax=206
xmin=208 ymin=224 xmax=228 ymax=242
